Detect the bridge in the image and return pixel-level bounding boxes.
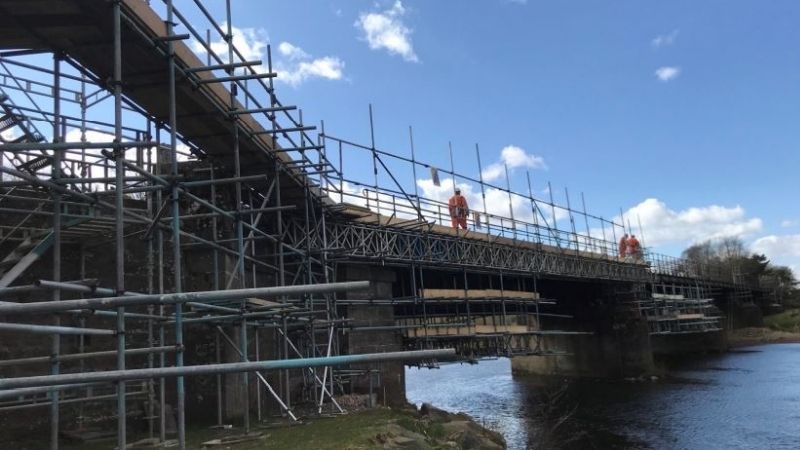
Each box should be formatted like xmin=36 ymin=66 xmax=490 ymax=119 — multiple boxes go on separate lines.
xmin=0 ymin=1 xmax=767 ymax=449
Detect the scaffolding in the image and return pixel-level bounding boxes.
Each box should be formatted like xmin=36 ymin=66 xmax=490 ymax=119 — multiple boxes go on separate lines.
xmin=0 ymin=1 xmax=768 ymax=449
xmin=0 ymin=1 xmax=450 ymax=448
xmin=640 ymin=283 xmax=723 ymax=335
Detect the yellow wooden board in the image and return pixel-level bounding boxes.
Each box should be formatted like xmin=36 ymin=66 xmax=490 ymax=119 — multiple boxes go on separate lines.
xmin=246 ymin=298 xmax=283 ymax=308
xmin=418 ymin=288 xmax=538 ymax=299
xmin=401 ymin=322 xmax=530 ymax=337
xmin=474 ymin=325 xmax=529 ymax=334
xmin=676 ymin=313 xmax=706 ymax=320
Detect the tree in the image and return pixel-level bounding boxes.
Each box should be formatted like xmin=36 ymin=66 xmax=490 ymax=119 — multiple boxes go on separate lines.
xmin=760 ymin=265 xmax=798 ymax=305
xmin=681 ymin=241 xmax=718 ymax=278
xmin=679 ymin=238 xmax=798 ymax=303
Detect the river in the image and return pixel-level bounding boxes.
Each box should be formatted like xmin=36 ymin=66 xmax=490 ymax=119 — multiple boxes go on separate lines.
xmin=406 ymin=344 xmax=800 ymax=450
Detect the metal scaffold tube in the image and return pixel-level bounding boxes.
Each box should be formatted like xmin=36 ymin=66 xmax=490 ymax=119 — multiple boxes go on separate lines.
xmin=0 ymin=349 xmax=456 ymax=390
xmin=0 ymin=282 xmax=370 ymax=315
xmin=0 ymin=383 xmax=104 ymax=401
xmin=50 ymin=52 xmax=62 ymax=450
xmin=112 ymin=1 xmax=126 ymax=446
xmin=0 ymin=322 xmax=115 ymax=335
xmin=0 ymin=346 xmax=177 ymax=368
xmin=164 ymin=0 xmax=185 ymax=445
xmin=225 ymin=0 xmax=250 ymax=432
xmin=216 ymin=325 xmax=297 ymax=421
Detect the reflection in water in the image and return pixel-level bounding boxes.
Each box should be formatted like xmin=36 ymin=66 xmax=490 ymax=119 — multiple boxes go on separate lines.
xmin=406 ymin=344 xmax=800 ymax=450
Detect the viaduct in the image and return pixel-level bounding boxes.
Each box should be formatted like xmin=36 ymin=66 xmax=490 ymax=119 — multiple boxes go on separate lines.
xmin=0 ymin=1 xmax=766 ymax=448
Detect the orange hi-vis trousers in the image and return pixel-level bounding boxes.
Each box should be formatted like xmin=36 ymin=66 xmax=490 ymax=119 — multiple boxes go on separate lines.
xmin=451 ymin=216 xmax=467 ymax=230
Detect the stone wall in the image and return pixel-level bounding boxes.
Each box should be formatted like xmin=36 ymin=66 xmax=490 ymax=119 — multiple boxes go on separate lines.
xmin=341 ymin=266 xmax=406 ymax=407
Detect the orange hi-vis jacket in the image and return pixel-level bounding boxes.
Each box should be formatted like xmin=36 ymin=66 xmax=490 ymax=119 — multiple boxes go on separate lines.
xmin=448 ymin=194 xmax=469 ymax=218
xmin=627 ymin=236 xmax=641 ymax=254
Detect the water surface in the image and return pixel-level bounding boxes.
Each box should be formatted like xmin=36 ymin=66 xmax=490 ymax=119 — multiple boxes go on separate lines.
xmin=406 ymin=344 xmax=800 ymax=450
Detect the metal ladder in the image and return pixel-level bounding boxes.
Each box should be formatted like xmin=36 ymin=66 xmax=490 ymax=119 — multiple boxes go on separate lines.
xmin=0 ymin=216 xmax=94 ymax=288
xmin=0 ymin=89 xmax=51 ymax=178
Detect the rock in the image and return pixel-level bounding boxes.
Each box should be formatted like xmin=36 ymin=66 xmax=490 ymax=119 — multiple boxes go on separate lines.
xmin=441 ymin=420 xmax=505 ymax=450
xmin=371 ymin=424 xmax=427 ymax=450
xmin=367 ymin=406 xmax=507 ymax=449
xmin=419 ymin=403 xmax=452 ymax=422
xmin=391 ymin=435 xmax=426 ymax=450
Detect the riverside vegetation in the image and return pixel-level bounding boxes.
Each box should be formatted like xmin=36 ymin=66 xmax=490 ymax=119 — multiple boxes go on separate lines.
xmin=52 ymin=404 xmax=505 ymax=450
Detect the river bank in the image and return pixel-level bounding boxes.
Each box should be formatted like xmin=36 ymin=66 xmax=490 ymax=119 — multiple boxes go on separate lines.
xmin=727 ymin=309 xmax=800 ymax=347
xmin=53 ymin=405 xmax=505 ymax=450
xmin=727 ymin=326 xmax=800 ymax=347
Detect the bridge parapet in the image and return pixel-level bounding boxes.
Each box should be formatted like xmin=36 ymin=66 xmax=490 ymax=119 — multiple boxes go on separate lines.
xmin=287 ymin=214 xmax=653 ymax=282
xmin=314 ymin=134 xmax=751 ymax=289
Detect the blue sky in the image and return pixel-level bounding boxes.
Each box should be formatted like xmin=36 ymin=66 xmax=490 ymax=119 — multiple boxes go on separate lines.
xmin=207 ymin=0 xmax=800 ymax=272
xmin=3 ymin=0 xmax=798 ymax=273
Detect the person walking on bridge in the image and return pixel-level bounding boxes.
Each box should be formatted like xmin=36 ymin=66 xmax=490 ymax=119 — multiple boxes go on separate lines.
xmin=619 ymin=233 xmax=628 ymax=259
xmin=627 ymin=234 xmax=641 ymax=261
xmin=448 ymin=188 xmax=469 ymax=230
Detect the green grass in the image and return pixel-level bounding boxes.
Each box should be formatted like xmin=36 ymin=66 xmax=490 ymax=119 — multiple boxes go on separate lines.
xmin=44 ymin=408 xmax=434 ymax=450
xmin=764 ymin=308 xmax=800 ymax=333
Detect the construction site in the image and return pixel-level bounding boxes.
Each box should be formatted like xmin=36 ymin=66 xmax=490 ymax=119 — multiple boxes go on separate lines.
xmin=0 ymin=1 xmax=778 ymax=449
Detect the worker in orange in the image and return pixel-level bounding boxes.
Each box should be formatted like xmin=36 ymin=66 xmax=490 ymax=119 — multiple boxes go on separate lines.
xmin=618 ymin=233 xmax=628 ymax=259
xmin=627 ymin=234 xmax=641 ymax=261
xmin=448 ymin=187 xmax=469 ymax=230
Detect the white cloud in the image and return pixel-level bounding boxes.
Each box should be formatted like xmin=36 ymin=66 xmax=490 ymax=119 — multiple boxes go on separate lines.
xmin=276 ymin=52 xmax=345 ymax=87
xmin=481 ymin=145 xmax=546 ymax=182
xmin=355 ymin=1 xmax=419 ymax=62
xmin=616 ymin=198 xmax=762 ymax=247
xmin=752 ymin=235 xmax=800 ymax=258
xmin=752 ymin=234 xmax=800 ymax=278
xmin=655 ymin=66 xmax=681 ymax=82
xmin=781 ymin=219 xmax=798 ymax=228
xmin=278 ymin=42 xmax=309 ymax=61
xmin=191 ymin=24 xmax=268 ymax=63
xmin=652 ymin=29 xmax=679 ymax=48
xmin=1 ymin=128 xmax=17 ymax=141
xmin=191 ymin=26 xmax=344 ymax=87
xmin=65 ymin=129 xmax=112 ymax=143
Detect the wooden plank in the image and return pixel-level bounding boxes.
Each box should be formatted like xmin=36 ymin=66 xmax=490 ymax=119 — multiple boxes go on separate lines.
xmin=483 ymin=289 xmax=539 ymax=299
xmin=676 ymin=313 xmax=706 ymax=320
xmin=405 ymin=326 xmax=473 ymax=338
xmin=418 ymin=288 xmax=539 ymax=299
xmin=246 ymin=298 xmax=282 ymax=308
xmin=652 ymin=293 xmax=685 ymax=300
xmin=418 ymin=289 xmax=462 ymax=299
xmin=475 ymin=325 xmax=528 ymax=334
xmin=403 ymin=324 xmax=530 ymax=337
